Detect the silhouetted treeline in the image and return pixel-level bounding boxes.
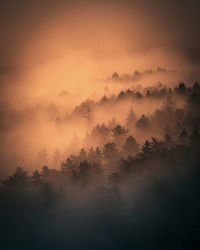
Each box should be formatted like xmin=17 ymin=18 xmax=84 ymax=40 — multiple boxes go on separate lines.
xmin=56 ymin=82 xmax=200 ymax=143
xmin=1 ymin=126 xmax=200 ymax=190
xmin=73 ymin=82 xmax=200 ymax=112
xmin=1 ymin=129 xmax=200 ymax=250
xmin=0 ymin=81 xmax=200 ymax=250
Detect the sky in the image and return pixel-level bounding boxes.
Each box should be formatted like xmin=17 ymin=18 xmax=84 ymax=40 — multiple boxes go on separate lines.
xmin=0 ymin=0 xmax=200 ymax=101
xmin=0 ymin=0 xmax=200 ymax=176
xmin=1 ymin=3 xmax=200 ymax=249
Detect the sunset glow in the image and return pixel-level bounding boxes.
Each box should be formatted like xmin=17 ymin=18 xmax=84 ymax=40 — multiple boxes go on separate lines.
xmin=0 ymin=1 xmax=200 ymax=249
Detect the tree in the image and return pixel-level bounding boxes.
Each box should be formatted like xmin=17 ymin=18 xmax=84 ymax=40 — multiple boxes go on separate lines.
xmin=78 ymin=148 xmax=87 ymax=162
xmin=79 ymin=160 xmax=91 ymax=177
xmin=32 ymin=170 xmax=41 ymax=183
xmin=112 ymin=125 xmax=129 ymax=149
xmin=100 ymin=95 xmax=108 ymax=103
xmin=150 ymin=137 xmax=166 ymax=155
xmin=2 ymin=167 xmax=29 ymax=189
xmin=126 ymin=109 xmax=136 ymax=129
xmin=136 ymin=114 xmax=150 ymax=128
xmin=95 ymin=147 xmax=102 ymax=164
xmin=123 ymin=136 xmax=139 ymax=157
xmin=120 ymin=156 xmax=135 ymax=173
xmin=73 ymin=99 xmax=94 ymax=124
xmin=88 ymin=147 xmax=96 ymax=163
xmin=85 ymin=107 xmax=93 ymax=124
xmin=193 ymin=81 xmax=200 ymax=90
xmin=61 ymin=157 xmax=77 ymax=174
xmin=112 ymin=125 xmax=128 ymax=137
xmin=103 ymin=142 xmax=119 ymax=162
xmin=126 ymin=89 xmax=134 ymax=97
xmin=112 ymin=72 xmax=119 ymax=79
xmin=135 ymin=91 xmax=143 ymax=99
xmin=41 ymin=165 xmax=50 ymax=177
xmin=88 ymin=147 xmax=102 ymax=164
xmin=108 ymin=117 xmax=118 ymax=130
xmin=118 ymin=91 xmax=126 ymax=100
xmin=138 ymin=140 xmax=152 ymax=159
xmin=76 ymin=160 xmax=93 ymax=186
xmin=91 ymin=123 xmax=110 ymax=145
xmin=175 ymin=82 xmax=186 ymax=94
xmin=146 ymin=90 xmax=151 ymax=97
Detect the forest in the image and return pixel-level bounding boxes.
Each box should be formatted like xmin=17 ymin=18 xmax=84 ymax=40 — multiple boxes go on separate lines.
xmin=1 ymin=0 xmax=200 ymax=249
xmin=0 ymin=81 xmax=200 ymax=250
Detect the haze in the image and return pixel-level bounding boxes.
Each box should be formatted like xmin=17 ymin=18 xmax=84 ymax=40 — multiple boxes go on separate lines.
xmin=0 ymin=0 xmax=200 ymax=176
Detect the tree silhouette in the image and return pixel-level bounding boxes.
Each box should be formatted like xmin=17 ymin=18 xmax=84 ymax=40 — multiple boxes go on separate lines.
xmin=135 ymin=91 xmax=143 ymax=99
xmin=90 ymin=123 xmax=110 ymax=146
xmin=78 ymin=148 xmax=87 ymax=162
xmin=103 ymin=142 xmax=119 ymax=162
xmin=126 ymin=109 xmax=137 ymax=129
xmin=175 ymin=82 xmax=186 ymax=94
xmin=32 ymin=170 xmax=41 ymax=184
xmin=138 ymin=140 xmax=152 ymax=159
xmin=79 ymin=160 xmax=91 ymax=176
xmin=2 ymin=167 xmax=29 ymax=190
xmin=118 ymin=91 xmax=126 ymax=100
xmin=112 ymin=72 xmax=119 ymax=79
xmin=150 ymin=137 xmax=166 ymax=155
xmin=88 ymin=147 xmax=95 ymax=163
xmin=100 ymin=95 xmax=108 ymax=103
xmin=42 ymin=165 xmax=50 ymax=176
xmin=108 ymin=117 xmax=118 ymax=130
xmin=136 ymin=114 xmax=150 ymax=128
xmin=94 ymin=147 xmax=102 ymax=164
xmin=112 ymin=125 xmax=128 ymax=137
xmin=123 ymin=136 xmax=139 ymax=157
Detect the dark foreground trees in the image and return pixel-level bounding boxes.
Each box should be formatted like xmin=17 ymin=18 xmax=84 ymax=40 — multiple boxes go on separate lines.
xmin=0 ymin=134 xmax=200 ymax=250
xmin=0 ymin=81 xmax=200 ymax=250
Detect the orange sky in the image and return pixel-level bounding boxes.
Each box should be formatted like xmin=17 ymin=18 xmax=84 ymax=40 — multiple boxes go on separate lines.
xmin=0 ymin=0 xmax=200 ymax=176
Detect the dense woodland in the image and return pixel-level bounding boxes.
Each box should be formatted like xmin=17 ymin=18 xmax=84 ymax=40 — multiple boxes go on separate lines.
xmin=1 ymin=82 xmax=200 ymax=250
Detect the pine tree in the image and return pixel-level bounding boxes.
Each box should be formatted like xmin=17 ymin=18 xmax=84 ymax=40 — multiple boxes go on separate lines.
xmin=126 ymin=108 xmax=136 ymax=129
xmin=112 ymin=125 xmax=128 ymax=137
xmin=138 ymin=140 xmax=152 ymax=158
xmin=123 ymin=136 xmax=139 ymax=157
xmin=136 ymin=114 xmax=149 ymax=128
xmin=78 ymin=148 xmax=87 ymax=162
xmin=103 ymin=142 xmax=118 ymax=162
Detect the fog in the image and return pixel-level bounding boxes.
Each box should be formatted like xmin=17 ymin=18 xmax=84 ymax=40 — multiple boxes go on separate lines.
xmin=1 ymin=0 xmax=200 ymax=100
xmin=0 ymin=2 xmax=200 ymax=249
